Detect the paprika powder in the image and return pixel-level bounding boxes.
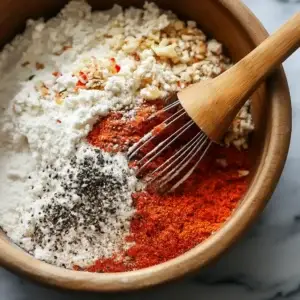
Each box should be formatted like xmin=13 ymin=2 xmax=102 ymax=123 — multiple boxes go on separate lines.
xmin=85 ymin=100 xmax=250 ymax=272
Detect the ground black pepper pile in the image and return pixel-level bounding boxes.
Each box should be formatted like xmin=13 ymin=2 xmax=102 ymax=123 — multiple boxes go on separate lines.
xmin=25 ymin=144 xmax=137 ymax=268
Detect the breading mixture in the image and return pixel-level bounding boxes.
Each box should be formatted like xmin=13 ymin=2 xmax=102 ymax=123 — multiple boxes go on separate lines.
xmin=0 ymin=1 xmax=253 ymax=269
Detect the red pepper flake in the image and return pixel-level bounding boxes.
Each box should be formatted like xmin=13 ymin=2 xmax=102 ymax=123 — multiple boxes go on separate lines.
xmin=21 ymin=61 xmax=30 ymax=67
xmin=109 ymin=58 xmax=121 ymax=73
xmin=73 ymin=265 xmax=82 ymax=271
xmin=63 ymin=45 xmax=72 ymax=51
xmin=132 ymin=52 xmax=140 ymax=61
xmin=79 ymin=71 xmax=88 ymax=81
xmin=52 ymin=71 xmax=62 ymax=77
xmin=36 ymin=62 xmax=45 ymax=70
xmin=56 ymin=119 xmax=62 ymax=124
xmin=76 ymin=80 xmax=86 ymax=88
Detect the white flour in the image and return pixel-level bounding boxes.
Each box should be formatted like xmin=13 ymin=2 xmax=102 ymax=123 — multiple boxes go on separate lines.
xmin=0 ymin=0 xmax=174 ymax=268
xmin=17 ymin=144 xmax=140 ymax=268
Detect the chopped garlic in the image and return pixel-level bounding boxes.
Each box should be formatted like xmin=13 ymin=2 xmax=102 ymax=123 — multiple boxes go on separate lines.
xmin=140 ymin=86 xmax=162 ymax=100
xmin=122 ymin=37 xmax=139 ymax=53
xmin=151 ymin=44 xmax=178 ymax=59
xmin=207 ymin=39 xmax=222 ymax=55
xmin=159 ymin=38 xmax=169 ymax=47
xmin=174 ymin=21 xmax=184 ymax=30
xmin=187 ymin=20 xmax=197 ymax=28
xmin=238 ymin=170 xmax=250 ymax=177
xmin=172 ymin=64 xmax=187 ymax=75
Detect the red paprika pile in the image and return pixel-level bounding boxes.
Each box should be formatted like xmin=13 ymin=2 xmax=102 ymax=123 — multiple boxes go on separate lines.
xmin=84 ymin=100 xmax=250 ymax=272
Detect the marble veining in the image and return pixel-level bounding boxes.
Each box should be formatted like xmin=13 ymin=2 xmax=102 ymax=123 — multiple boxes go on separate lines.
xmin=1 ymin=0 xmax=300 ymax=299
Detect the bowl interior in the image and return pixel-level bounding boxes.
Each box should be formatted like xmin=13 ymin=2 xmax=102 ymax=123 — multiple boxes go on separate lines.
xmin=0 ymin=0 xmax=290 ymax=292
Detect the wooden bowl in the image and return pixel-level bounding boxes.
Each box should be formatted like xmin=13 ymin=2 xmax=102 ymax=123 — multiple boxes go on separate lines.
xmin=0 ymin=0 xmax=291 ymax=292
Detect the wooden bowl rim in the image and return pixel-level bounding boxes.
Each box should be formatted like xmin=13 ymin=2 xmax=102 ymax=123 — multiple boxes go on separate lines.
xmin=0 ymin=0 xmax=292 ymax=292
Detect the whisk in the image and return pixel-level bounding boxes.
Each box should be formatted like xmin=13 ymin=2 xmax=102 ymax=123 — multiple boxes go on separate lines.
xmin=128 ymin=13 xmax=300 ymax=192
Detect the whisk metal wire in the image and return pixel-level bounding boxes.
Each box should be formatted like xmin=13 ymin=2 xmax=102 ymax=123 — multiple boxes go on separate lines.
xmin=147 ymin=132 xmax=207 ymax=185
xmin=127 ymin=99 xmax=211 ymax=192
xmin=136 ymin=119 xmax=194 ymax=175
xmin=127 ymin=101 xmax=184 ymax=160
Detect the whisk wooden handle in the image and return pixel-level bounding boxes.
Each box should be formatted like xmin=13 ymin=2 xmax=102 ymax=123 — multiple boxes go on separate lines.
xmin=178 ymin=13 xmax=300 ymax=142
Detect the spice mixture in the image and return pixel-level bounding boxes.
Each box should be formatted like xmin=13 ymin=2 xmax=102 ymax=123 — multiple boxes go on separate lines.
xmin=85 ymin=102 xmax=250 ymax=272
xmin=0 ymin=1 xmax=253 ymax=271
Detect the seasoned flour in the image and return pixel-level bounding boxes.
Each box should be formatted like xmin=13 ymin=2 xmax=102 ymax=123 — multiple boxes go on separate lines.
xmin=0 ymin=1 xmax=253 ymax=268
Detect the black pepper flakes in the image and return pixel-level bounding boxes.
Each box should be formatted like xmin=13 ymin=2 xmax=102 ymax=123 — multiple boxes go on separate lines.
xmin=26 ymin=146 xmax=136 ymax=268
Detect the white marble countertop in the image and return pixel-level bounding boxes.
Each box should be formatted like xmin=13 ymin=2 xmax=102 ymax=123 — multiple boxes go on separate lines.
xmin=1 ymin=0 xmax=300 ymax=299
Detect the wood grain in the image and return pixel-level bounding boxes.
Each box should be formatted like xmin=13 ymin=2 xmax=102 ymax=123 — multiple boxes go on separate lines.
xmin=0 ymin=0 xmax=292 ymax=292
xmin=178 ymin=13 xmax=299 ymax=142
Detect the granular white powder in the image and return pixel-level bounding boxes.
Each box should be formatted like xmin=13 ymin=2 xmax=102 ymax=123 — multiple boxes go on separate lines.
xmin=16 ymin=143 xmax=140 ymax=268
xmin=0 ymin=1 xmax=254 ymax=268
